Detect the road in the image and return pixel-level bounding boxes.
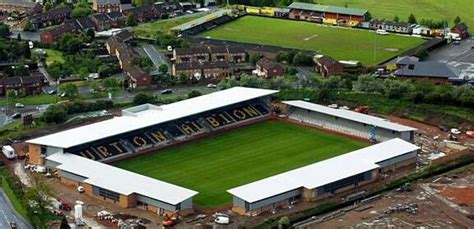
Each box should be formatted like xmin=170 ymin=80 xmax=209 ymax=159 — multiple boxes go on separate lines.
xmin=0 ymin=188 xmax=32 ymax=229
xmin=38 ymin=66 xmax=56 ymax=86
xmin=141 ymin=44 xmax=169 ymax=72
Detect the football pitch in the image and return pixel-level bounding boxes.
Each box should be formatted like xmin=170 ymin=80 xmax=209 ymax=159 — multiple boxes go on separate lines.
xmin=114 ymin=120 xmax=368 ymax=208
xmin=199 ymin=16 xmax=424 ymax=65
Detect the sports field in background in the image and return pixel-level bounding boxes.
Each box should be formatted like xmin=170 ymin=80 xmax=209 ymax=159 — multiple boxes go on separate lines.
xmin=319 ymin=0 xmax=474 ymax=29
xmin=199 ymin=16 xmax=424 ymax=65
xmin=114 ymin=120 xmax=368 ymax=208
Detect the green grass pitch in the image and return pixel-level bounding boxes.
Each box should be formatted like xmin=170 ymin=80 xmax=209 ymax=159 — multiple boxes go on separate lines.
xmin=114 ymin=120 xmax=368 ymax=208
xmin=199 ymin=16 xmax=424 ymax=65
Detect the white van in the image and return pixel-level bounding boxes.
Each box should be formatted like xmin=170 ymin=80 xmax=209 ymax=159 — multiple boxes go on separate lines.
xmin=2 ymin=145 xmax=16 ymax=159
xmin=214 ymin=216 xmax=230 ymax=225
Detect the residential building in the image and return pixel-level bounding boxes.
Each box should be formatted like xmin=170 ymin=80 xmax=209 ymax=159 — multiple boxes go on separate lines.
xmin=93 ymin=0 xmax=121 ymax=13
xmin=26 ymin=6 xmax=72 ymax=30
xmin=0 ymin=74 xmax=44 ymax=96
xmin=314 ymin=55 xmax=344 ymax=76
xmin=127 ymin=66 xmax=151 ymax=89
xmin=173 ymin=47 xmax=211 ymax=64
xmin=451 ymin=23 xmax=469 ymax=39
xmin=255 ymin=58 xmax=285 ymax=78
xmin=40 ymin=17 xmax=96 ymax=44
xmin=122 ymin=4 xmax=162 ymax=23
xmin=91 ymin=12 xmax=125 ymax=31
xmin=0 ymin=0 xmax=42 ymax=15
xmin=172 ymin=61 xmax=231 ymax=79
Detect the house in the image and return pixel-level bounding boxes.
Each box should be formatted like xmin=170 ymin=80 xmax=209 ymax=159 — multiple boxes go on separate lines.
xmin=226 ymin=46 xmax=247 ymax=63
xmin=412 ymin=25 xmax=431 ymax=36
xmin=172 ymin=61 xmax=231 ymax=79
xmin=314 ymin=55 xmax=344 ymax=76
xmin=26 ymin=6 xmax=72 ymax=30
xmin=126 ymin=66 xmax=151 ymax=89
xmin=40 ymin=17 xmax=96 ymax=44
xmin=0 ymin=0 xmax=42 ymax=15
xmin=255 ymin=58 xmax=285 ymax=78
xmin=122 ymin=4 xmax=161 ymax=23
xmin=40 ymin=23 xmax=78 ymax=44
xmin=0 ymin=74 xmax=44 ymax=96
xmin=394 ymin=61 xmax=462 ymax=84
xmin=93 ymin=0 xmax=121 ymax=13
xmin=173 ymin=47 xmax=210 ymax=63
xmin=91 ymin=13 xmax=125 ymax=31
xmin=451 ymin=23 xmax=469 ymax=39
xmin=369 ymin=19 xmax=413 ymax=34
xmin=209 ymin=46 xmax=228 ymax=62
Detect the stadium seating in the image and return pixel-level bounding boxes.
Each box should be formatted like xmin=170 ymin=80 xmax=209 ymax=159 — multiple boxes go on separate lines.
xmin=69 ymin=100 xmax=270 ymax=161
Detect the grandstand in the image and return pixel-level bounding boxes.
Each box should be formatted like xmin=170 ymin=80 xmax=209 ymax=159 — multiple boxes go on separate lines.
xmin=288 ymin=2 xmax=367 ymax=27
xmin=227 ymin=138 xmax=419 ymax=216
xmin=170 ymin=9 xmax=239 ymax=35
xmin=283 ymin=100 xmax=417 ymax=142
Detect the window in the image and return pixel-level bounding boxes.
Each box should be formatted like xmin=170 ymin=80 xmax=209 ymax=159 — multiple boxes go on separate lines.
xmin=98 ymin=188 xmax=120 ymax=202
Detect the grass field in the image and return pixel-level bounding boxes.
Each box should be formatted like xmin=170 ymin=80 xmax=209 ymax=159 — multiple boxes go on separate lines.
xmin=133 ymin=12 xmax=209 ymax=38
xmin=33 ymin=48 xmax=64 ymax=65
xmin=114 ymin=120 xmax=367 ymax=208
xmin=319 ymin=0 xmax=474 ymax=29
xmin=200 ymin=16 xmax=424 ymax=65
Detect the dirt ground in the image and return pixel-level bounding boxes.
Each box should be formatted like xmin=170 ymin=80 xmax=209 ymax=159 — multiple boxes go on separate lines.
xmin=303 ymin=165 xmax=474 ymax=229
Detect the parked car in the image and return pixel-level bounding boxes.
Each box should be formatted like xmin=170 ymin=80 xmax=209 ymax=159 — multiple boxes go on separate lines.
xmin=207 ymin=83 xmax=217 ymax=88
xmin=10 ymin=113 xmax=21 ymax=119
xmin=47 ymin=89 xmax=57 ymax=95
xmin=160 ymin=89 xmax=173 ymax=95
xmin=14 ymin=103 xmax=25 ymax=108
xmin=451 ymin=128 xmax=461 ymax=135
xmin=77 ymin=186 xmax=85 ymax=193
xmin=214 ymin=216 xmax=230 ymax=225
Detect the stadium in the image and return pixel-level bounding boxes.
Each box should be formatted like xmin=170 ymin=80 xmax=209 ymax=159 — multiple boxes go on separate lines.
xmin=26 ymin=87 xmax=419 ymax=216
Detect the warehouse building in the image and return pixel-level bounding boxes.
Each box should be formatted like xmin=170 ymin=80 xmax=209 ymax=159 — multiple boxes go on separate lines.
xmin=283 ymin=100 xmax=417 ymax=142
xmin=46 ymin=152 xmax=197 ymax=215
xmin=228 ymin=138 xmax=419 ymax=216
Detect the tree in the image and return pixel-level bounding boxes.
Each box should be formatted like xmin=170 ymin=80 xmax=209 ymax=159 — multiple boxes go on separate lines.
xmin=249 ymin=53 xmax=261 ymax=65
xmin=25 ymin=180 xmax=54 ymax=227
xmin=98 ymin=64 xmax=111 ymax=77
xmin=23 ymin=20 xmax=35 ymax=31
xmin=43 ymin=105 xmax=68 ymax=123
xmin=454 ymin=16 xmax=461 ymax=25
xmin=408 ymin=14 xmax=417 ymax=24
xmin=58 ymin=33 xmax=83 ymax=54
xmin=393 ymin=16 xmax=400 ymax=22
xmin=60 ymin=214 xmax=70 ymax=229
xmin=0 ymin=24 xmax=10 ymax=38
xmin=126 ymin=13 xmax=137 ymax=26
xmin=134 ymin=92 xmax=155 ymax=104
xmin=78 ymin=67 xmax=89 ymax=79
xmin=43 ymin=2 xmax=52 ymax=12
xmin=85 ymin=28 xmax=95 ymax=41
xmin=71 ymin=6 xmax=92 ymax=19
xmin=278 ymin=216 xmax=290 ymax=229
xmin=16 ymin=33 xmax=21 ymax=41
xmin=276 ymin=51 xmax=289 ymax=63
xmin=102 ymin=77 xmax=122 ymax=91
xmin=365 ymin=11 xmax=372 ymax=21
xmin=188 ymin=90 xmax=202 ymax=98
xmin=287 ymin=67 xmax=298 ymax=75
xmin=59 ymin=83 xmax=79 ymax=97
xmin=158 ymin=64 xmax=168 ymax=75
xmin=292 ymin=52 xmax=313 ymax=66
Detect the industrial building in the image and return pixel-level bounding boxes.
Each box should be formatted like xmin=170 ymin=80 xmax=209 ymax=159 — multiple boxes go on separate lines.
xmin=227 ymin=138 xmax=419 ymax=216
xmin=283 ymin=100 xmax=417 ymax=142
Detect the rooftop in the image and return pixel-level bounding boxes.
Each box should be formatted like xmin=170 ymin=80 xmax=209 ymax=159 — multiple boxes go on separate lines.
xmin=288 ymin=2 xmax=368 ymax=16
xmin=27 ymin=87 xmax=278 ymax=148
xmin=283 ymin=100 xmax=417 ymax=132
xmin=47 ymin=153 xmax=197 ymax=205
xmin=394 ymin=61 xmax=461 ymax=80
xmin=171 ymin=9 xmax=234 ymax=32
xmin=228 ymin=138 xmax=419 ymax=203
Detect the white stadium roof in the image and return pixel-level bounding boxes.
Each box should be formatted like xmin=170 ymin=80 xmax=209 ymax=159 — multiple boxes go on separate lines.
xmin=47 ymin=152 xmax=198 ymax=205
xmin=227 ymin=138 xmax=419 ymax=203
xmin=27 ymin=87 xmax=278 ymax=149
xmin=283 ymin=100 xmax=417 ymax=132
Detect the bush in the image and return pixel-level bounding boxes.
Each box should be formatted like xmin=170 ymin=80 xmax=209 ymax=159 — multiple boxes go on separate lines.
xmin=188 ymin=90 xmax=202 ymax=98
xmin=133 ymin=92 xmax=156 ymax=105
xmin=42 ymin=105 xmax=68 ymax=123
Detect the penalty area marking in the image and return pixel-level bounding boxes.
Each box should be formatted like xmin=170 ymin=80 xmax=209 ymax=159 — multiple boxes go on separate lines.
xmin=304 ymin=34 xmax=318 ymax=41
